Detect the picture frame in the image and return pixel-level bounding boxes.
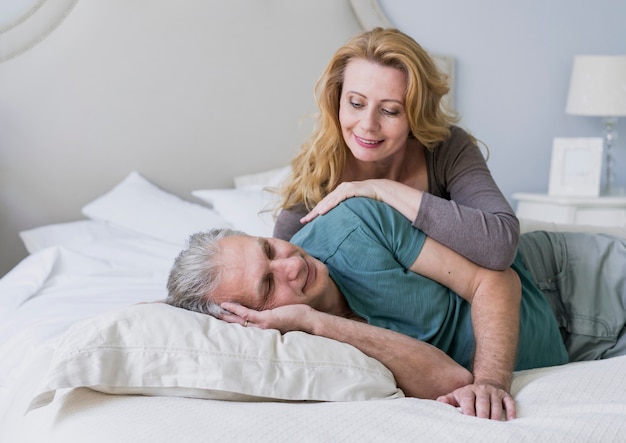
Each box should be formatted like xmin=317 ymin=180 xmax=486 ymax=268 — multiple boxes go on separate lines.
xmin=548 ymin=137 xmax=604 ymax=197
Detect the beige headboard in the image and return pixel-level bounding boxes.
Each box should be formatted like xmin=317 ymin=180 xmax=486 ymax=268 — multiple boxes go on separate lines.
xmin=0 ymin=0 xmax=454 ymax=276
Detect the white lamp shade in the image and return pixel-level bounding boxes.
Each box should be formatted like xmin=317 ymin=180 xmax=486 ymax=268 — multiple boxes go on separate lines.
xmin=566 ymin=55 xmax=626 ymax=117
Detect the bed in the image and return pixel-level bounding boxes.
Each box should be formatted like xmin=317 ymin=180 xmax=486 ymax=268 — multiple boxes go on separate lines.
xmin=1 ymin=168 xmax=626 ymax=442
xmin=2 ymin=1 xmax=626 ymax=442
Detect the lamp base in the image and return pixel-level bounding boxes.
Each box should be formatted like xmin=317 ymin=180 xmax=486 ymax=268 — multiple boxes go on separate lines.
xmin=602 ymin=117 xmax=620 ymax=195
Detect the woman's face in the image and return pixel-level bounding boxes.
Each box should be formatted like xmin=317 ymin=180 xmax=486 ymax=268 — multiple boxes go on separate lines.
xmin=339 ymin=58 xmax=411 ymax=165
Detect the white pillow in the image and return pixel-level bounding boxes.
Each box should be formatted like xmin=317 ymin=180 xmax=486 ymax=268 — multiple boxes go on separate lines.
xmin=82 ymin=171 xmax=231 ymax=246
xmin=29 ymin=303 xmax=402 ymax=411
xmin=192 ymin=188 xmax=280 ymax=237
xmin=233 ymin=165 xmax=290 ymax=189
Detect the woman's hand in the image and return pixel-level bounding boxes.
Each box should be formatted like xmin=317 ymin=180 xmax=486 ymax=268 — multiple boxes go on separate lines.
xmin=300 ymin=181 xmax=379 ymax=224
xmin=220 ymin=301 xmax=316 ymax=334
xmin=300 ymin=179 xmax=422 ymax=224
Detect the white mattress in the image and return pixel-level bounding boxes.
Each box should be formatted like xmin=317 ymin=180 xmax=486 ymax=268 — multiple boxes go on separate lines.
xmin=4 ymin=357 xmax=626 ymax=442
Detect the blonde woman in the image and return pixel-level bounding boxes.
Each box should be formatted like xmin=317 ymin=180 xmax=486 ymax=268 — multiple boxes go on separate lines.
xmin=274 ymin=28 xmax=518 ymax=270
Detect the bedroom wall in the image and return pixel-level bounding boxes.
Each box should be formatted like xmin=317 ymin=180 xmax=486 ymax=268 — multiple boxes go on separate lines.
xmin=379 ymin=0 xmax=626 ymax=200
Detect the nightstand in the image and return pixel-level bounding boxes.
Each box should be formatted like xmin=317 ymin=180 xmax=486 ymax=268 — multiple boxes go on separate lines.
xmin=512 ymin=193 xmax=626 ymax=227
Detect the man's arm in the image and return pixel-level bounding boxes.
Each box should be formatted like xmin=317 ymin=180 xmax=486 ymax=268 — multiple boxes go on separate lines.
xmin=220 ymin=302 xmax=473 ymax=400
xmin=410 ymin=236 xmax=521 ymax=420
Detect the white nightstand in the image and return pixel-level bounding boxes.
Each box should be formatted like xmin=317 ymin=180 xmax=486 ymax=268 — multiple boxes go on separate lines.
xmin=512 ymin=193 xmax=626 ymax=228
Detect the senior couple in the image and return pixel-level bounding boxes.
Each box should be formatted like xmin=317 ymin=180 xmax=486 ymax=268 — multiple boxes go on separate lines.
xmin=166 ymin=197 xmax=626 ymax=421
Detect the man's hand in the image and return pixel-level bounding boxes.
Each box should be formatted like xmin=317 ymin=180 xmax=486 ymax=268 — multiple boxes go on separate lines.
xmin=220 ymin=301 xmax=314 ymax=334
xmin=436 ymin=382 xmax=516 ymax=420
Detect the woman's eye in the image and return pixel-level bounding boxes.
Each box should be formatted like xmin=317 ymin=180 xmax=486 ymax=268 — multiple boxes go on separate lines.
xmin=382 ymin=108 xmax=399 ymax=116
xmin=264 ymin=241 xmax=274 ymax=259
xmin=350 ymin=101 xmax=363 ymax=109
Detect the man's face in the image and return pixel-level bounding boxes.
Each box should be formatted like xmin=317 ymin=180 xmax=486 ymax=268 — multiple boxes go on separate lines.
xmin=211 ymin=236 xmax=335 ymax=312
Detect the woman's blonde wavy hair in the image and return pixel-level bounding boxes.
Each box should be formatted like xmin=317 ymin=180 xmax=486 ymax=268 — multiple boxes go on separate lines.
xmin=279 ymin=27 xmax=459 ymax=211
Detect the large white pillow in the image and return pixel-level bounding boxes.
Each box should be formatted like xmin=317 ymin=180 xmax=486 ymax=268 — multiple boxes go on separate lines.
xmin=82 ymin=171 xmax=231 ymax=246
xmin=29 ymin=303 xmax=402 ymax=411
xmin=192 ymin=188 xmax=280 ymax=237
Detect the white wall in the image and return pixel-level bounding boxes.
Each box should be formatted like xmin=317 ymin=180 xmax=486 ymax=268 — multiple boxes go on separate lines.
xmin=380 ymin=0 xmax=626 ymax=200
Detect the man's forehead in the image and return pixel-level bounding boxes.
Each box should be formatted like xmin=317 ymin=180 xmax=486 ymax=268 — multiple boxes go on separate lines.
xmin=218 ymin=235 xmax=257 ymax=257
xmin=214 ymin=235 xmax=261 ymax=308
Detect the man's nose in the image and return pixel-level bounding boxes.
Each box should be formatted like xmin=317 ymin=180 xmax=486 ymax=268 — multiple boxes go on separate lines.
xmin=272 ymin=256 xmax=303 ymax=282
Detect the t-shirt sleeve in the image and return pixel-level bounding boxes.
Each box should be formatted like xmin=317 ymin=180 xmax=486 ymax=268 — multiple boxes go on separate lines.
xmin=338 ymin=197 xmax=427 ymax=269
xmin=291 ymin=197 xmax=427 ymax=269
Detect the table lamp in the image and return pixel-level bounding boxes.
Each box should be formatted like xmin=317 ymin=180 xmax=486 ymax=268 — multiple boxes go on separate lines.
xmin=565 ymin=55 xmax=626 ymax=195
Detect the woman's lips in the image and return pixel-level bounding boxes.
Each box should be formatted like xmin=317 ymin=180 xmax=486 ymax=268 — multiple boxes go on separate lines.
xmin=355 ymin=134 xmax=383 ymax=148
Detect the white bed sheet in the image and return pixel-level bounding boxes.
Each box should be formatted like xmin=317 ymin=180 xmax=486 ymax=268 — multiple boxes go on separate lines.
xmin=1 ymin=186 xmax=626 ymax=441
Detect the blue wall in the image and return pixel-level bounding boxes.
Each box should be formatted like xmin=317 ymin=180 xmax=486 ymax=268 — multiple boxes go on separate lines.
xmin=380 ymin=0 xmax=626 ymax=203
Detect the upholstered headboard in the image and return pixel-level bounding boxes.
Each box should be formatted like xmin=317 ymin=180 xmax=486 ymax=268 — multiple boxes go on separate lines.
xmin=0 ymin=0 xmax=454 ymax=275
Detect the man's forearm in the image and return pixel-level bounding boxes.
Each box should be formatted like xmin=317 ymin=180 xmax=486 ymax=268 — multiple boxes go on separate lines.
xmin=307 ymin=310 xmax=473 ymax=399
xmin=469 ymin=268 xmax=521 ymax=392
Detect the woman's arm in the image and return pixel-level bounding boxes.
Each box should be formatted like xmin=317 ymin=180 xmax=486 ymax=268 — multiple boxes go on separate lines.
xmin=273 ymin=203 xmax=308 ymax=240
xmin=417 ymin=128 xmax=519 ymax=270
xmin=415 ymin=191 xmax=519 ymax=270
xmin=220 ymin=301 xmax=473 ymax=400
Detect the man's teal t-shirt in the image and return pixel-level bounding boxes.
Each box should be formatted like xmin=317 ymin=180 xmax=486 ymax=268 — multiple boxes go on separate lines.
xmin=291 ymin=197 xmax=568 ymax=371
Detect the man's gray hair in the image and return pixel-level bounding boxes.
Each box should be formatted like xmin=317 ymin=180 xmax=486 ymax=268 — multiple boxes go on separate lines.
xmin=166 ymin=227 xmax=248 ymax=317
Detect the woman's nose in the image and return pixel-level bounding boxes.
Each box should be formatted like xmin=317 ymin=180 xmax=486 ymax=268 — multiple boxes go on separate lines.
xmin=360 ymin=109 xmax=380 ymax=132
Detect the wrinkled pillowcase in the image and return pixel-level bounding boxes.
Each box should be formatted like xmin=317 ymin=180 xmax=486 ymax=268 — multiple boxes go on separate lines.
xmin=29 ymin=303 xmax=403 ymax=411
xmin=192 ymin=188 xmax=280 ymax=237
xmin=82 ymin=171 xmax=231 ymax=246
xmin=192 ymin=166 xmax=290 ymax=236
